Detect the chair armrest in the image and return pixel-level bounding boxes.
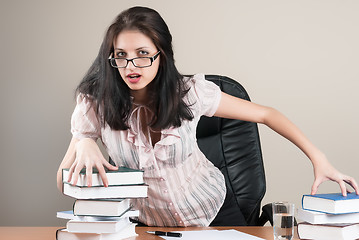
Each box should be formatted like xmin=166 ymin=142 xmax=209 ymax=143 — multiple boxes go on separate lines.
xmin=258 ymin=203 xmax=273 ymax=226
xmin=258 ymin=203 xmax=298 ymax=226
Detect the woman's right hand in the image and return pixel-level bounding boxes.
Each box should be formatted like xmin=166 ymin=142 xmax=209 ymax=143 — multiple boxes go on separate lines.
xmin=67 ymin=138 xmax=118 ymax=187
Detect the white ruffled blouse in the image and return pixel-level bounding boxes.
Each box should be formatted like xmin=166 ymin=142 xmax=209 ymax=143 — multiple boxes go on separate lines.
xmin=70 ymin=73 xmax=226 ymax=227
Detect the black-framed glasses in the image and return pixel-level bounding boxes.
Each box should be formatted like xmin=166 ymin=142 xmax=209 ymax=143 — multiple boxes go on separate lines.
xmin=108 ymin=51 xmax=161 ymax=68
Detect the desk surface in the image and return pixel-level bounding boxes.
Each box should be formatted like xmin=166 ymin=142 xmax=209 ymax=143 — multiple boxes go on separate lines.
xmin=0 ymin=226 xmax=299 ymax=240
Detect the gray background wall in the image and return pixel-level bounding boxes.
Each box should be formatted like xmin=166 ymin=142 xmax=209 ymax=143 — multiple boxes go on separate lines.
xmin=1 ymin=0 xmax=358 ymax=226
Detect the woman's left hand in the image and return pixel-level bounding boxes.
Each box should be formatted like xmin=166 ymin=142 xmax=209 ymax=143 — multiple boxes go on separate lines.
xmin=311 ymin=152 xmax=359 ymax=196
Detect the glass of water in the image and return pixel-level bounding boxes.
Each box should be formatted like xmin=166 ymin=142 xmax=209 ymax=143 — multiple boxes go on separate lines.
xmin=272 ymin=202 xmax=295 ymax=240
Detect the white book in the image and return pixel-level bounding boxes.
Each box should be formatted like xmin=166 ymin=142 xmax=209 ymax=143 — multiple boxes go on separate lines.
xmin=297 ymin=222 xmax=359 ymax=240
xmin=57 ymin=210 xmax=139 ymax=222
xmin=62 ymin=167 xmax=144 ymax=187
xmin=56 ymin=223 xmax=137 ymax=240
xmin=297 ymin=208 xmax=359 ymax=224
xmin=73 ymin=199 xmax=130 ymax=217
xmin=302 ymin=193 xmax=359 ymax=214
xmin=66 ymin=217 xmax=130 ymax=233
xmin=63 ymin=183 xmax=148 ymax=199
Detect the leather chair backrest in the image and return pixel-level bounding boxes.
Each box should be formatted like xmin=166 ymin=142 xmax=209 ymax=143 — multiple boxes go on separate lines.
xmin=196 ymin=75 xmax=266 ymax=226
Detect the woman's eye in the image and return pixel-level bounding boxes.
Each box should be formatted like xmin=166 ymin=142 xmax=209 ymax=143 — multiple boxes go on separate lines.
xmin=139 ymin=50 xmax=149 ymax=56
xmin=116 ymin=52 xmax=126 ymax=57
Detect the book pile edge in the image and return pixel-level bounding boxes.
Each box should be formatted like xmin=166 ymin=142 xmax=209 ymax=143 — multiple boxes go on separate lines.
xmin=56 ymin=167 xmax=147 ymax=240
xmin=297 ymin=192 xmax=359 ymax=240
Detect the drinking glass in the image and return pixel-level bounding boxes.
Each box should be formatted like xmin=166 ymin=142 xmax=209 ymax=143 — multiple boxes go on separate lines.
xmin=272 ymin=202 xmax=295 ymax=240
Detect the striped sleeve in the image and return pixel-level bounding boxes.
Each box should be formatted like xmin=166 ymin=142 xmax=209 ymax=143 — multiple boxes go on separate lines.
xmin=70 ymin=94 xmax=101 ymax=140
xmin=191 ymin=74 xmax=222 ymax=117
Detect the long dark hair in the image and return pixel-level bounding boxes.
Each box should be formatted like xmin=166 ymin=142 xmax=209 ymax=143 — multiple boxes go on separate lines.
xmin=76 ymin=6 xmax=193 ymax=130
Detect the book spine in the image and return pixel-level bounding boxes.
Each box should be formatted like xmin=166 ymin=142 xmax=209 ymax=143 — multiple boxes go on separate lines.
xmin=56 ymin=228 xmax=65 ymax=240
xmin=72 ymin=200 xmax=76 ymax=215
xmin=301 ymin=195 xmax=307 ymax=209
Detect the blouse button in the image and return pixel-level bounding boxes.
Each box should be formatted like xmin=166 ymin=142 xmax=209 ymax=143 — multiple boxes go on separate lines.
xmin=163 ymin=189 xmax=168 ymax=193
xmin=169 ymin=202 xmax=173 ymax=206
xmin=160 ymin=178 xmax=165 ymax=181
xmin=174 ymin=212 xmax=178 ymax=216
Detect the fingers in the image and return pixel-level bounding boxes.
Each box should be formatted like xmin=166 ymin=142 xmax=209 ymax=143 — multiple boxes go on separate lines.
xmin=311 ymin=178 xmax=322 ymax=195
xmin=101 ymin=160 xmax=118 ymax=187
xmin=311 ymin=186 xmax=317 ymax=195
xmin=67 ymin=162 xmax=76 ymax=183
xmin=343 ymin=176 xmax=359 ymax=195
xmin=96 ymin=159 xmax=119 ymax=187
xmin=68 ymin=163 xmax=110 ymax=187
xmin=335 ymin=174 xmax=359 ymax=196
xmin=314 ymin=175 xmax=359 ymax=196
xmin=86 ymin=165 xmax=93 ymax=187
xmin=338 ymin=180 xmax=348 ymax=197
xmin=311 ymin=155 xmax=358 ymax=196
xmin=66 ymin=137 xmax=115 ymax=188
xmin=72 ymin=164 xmax=83 ymax=186
xmin=103 ymin=160 xmax=118 ymax=171
xmin=312 ymin=178 xmax=348 ymax=197
xmin=97 ymin=164 xmax=109 ymax=187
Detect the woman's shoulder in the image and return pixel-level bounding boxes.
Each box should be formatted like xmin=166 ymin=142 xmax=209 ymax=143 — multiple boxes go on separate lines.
xmin=74 ymin=93 xmax=99 ymax=114
xmin=183 ymin=73 xmax=220 ymax=91
xmin=182 ymin=73 xmax=220 ymax=103
xmin=76 ymin=93 xmax=96 ymax=104
xmin=183 ymin=73 xmax=206 ymax=82
xmin=182 ymin=73 xmax=207 ymax=89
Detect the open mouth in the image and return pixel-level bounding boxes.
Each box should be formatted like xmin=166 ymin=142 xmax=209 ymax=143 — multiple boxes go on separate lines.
xmin=128 ymin=74 xmax=140 ymax=79
xmin=127 ymin=74 xmax=141 ymax=83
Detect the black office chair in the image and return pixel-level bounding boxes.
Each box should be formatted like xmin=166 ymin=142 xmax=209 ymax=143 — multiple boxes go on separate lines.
xmin=197 ymin=75 xmax=272 ymax=226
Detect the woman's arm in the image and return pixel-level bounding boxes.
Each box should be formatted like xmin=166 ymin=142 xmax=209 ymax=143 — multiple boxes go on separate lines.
xmin=214 ymin=92 xmax=359 ymax=195
xmin=56 ymin=137 xmax=118 ymax=192
xmin=57 ymin=137 xmax=78 ymax=191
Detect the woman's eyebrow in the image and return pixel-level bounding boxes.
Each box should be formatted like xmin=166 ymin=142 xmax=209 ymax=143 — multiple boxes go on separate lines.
xmin=135 ymin=47 xmax=150 ymax=50
xmin=114 ymin=47 xmax=150 ymax=51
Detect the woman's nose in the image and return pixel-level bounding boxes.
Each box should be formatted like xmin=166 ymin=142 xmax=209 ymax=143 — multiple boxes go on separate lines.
xmin=126 ymin=59 xmax=137 ymax=69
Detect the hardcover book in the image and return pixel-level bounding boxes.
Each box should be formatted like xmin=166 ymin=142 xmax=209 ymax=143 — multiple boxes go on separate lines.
xmin=297 ymin=222 xmax=359 ymax=240
xmin=66 ymin=217 xmax=131 ymax=233
xmin=73 ymin=199 xmax=131 ymax=217
xmin=63 ymin=183 xmax=148 ymax=199
xmin=56 ymin=224 xmax=137 ymax=240
xmin=62 ymin=167 xmax=144 ymax=187
xmin=302 ymin=192 xmax=359 ymax=214
xmin=57 ymin=209 xmax=140 ymax=221
xmin=297 ymin=208 xmax=359 ymax=224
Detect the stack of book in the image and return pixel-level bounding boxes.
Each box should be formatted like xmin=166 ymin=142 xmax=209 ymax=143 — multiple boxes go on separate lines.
xmin=56 ymin=167 xmax=148 ymax=240
xmin=297 ymin=192 xmax=359 ymax=240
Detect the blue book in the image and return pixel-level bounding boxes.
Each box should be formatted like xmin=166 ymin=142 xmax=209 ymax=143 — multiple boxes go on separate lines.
xmin=302 ymin=193 xmax=359 ymax=214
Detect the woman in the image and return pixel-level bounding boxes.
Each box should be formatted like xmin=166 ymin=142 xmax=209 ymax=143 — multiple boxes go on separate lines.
xmin=57 ymin=6 xmax=358 ymax=227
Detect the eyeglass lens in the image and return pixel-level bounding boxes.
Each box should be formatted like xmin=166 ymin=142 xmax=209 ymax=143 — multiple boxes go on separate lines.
xmin=112 ymin=58 xmax=152 ymax=68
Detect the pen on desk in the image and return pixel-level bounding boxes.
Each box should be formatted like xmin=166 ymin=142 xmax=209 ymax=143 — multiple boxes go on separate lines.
xmin=146 ymin=231 xmax=182 ymax=237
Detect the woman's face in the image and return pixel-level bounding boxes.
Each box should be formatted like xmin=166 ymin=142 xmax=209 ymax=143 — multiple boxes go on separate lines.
xmin=113 ymin=30 xmax=160 ymax=97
